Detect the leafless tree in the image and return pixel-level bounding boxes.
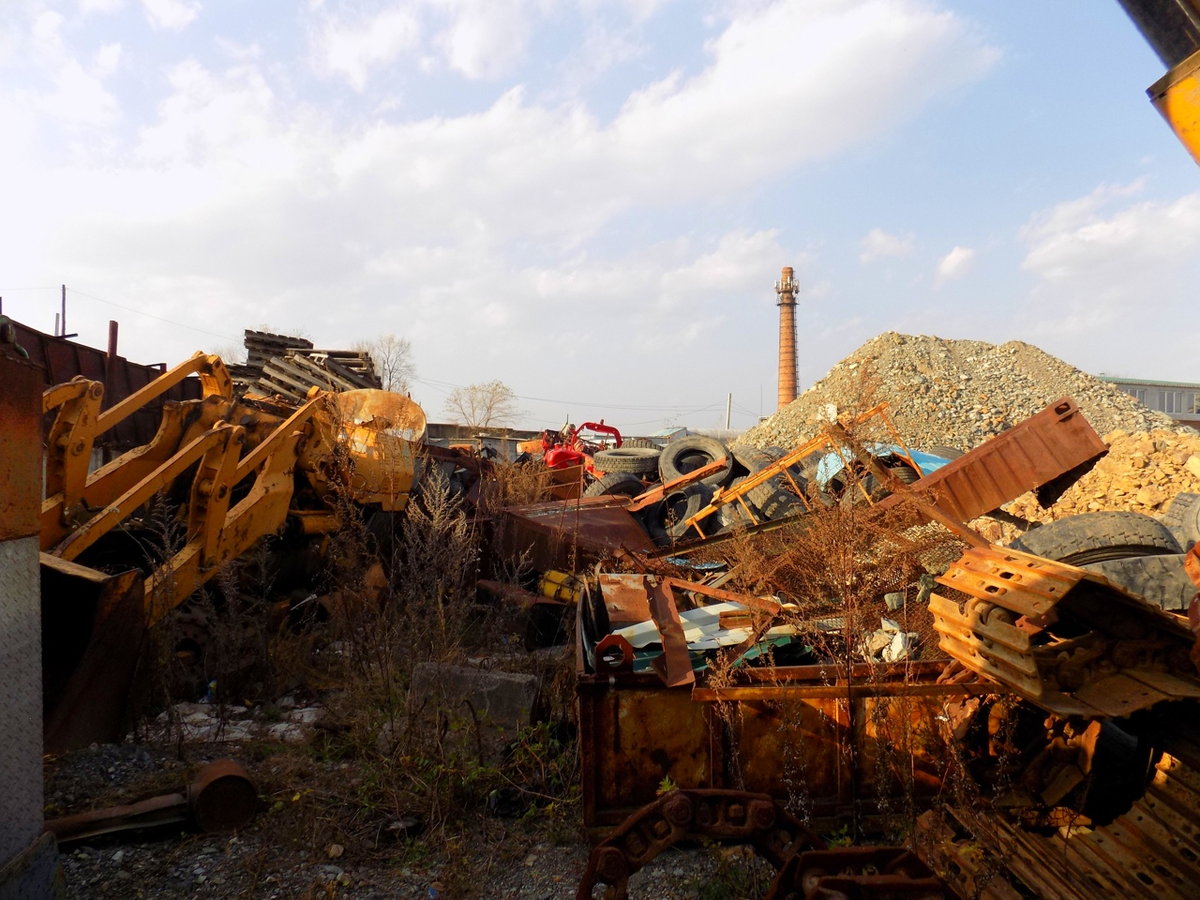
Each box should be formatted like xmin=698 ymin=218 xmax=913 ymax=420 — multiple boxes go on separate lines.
xmin=357 ymin=334 xmax=416 ymax=393
xmin=444 ymin=380 xmax=520 ymax=428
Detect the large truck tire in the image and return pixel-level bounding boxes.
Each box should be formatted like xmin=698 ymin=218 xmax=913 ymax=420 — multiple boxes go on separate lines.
xmin=1082 ymin=555 xmax=1196 ymax=612
xmin=1008 ymin=511 xmax=1182 ymax=566
xmin=665 ymin=483 xmax=717 ymax=541
xmin=592 ymin=446 xmax=661 ymax=475
xmin=583 ymin=472 xmax=645 ymax=499
xmin=658 ymin=436 xmax=733 ymax=488
xmin=619 ymin=438 xmax=660 ymax=450
xmin=1160 ymin=492 xmax=1200 ymax=551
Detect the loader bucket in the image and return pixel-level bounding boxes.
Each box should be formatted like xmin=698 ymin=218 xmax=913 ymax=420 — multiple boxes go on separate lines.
xmin=300 ymin=389 xmax=426 ymax=511
xmin=41 ymin=554 xmax=146 ymax=754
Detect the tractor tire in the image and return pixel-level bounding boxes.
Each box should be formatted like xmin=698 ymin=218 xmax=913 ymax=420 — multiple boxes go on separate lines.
xmin=583 ymin=472 xmax=645 ymax=499
xmin=659 ymin=436 xmax=733 ymax=488
xmin=619 ymin=438 xmax=660 ymax=450
xmin=925 ymin=446 xmax=965 ymax=461
xmin=592 ymin=446 xmax=661 ymax=475
xmin=1160 ymin=492 xmax=1200 ymax=551
xmin=1008 ymin=511 xmax=1182 ymax=566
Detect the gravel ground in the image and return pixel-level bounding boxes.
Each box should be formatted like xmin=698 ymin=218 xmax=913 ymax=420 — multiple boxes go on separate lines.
xmin=46 ymin=742 xmax=763 ymax=900
xmin=740 ymin=332 xmax=1183 ymax=453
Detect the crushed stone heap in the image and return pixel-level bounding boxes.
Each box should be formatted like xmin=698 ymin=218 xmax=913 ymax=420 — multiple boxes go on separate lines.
xmin=1008 ymin=429 xmax=1200 ymax=525
xmin=740 ymin=332 xmax=1182 ymax=453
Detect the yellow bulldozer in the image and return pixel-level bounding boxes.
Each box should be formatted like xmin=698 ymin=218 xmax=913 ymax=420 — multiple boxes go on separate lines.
xmin=40 ymin=350 xmax=428 ymax=751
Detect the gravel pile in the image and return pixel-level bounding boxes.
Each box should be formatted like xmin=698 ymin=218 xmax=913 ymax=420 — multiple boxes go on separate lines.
xmin=740 ymin=332 xmax=1182 ymax=453
xmin=1007 ymin=428 xmax=1200 ymax=525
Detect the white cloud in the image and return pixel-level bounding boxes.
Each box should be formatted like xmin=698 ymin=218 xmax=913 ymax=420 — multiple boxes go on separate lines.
xmin=433 ymin=0 xmax=537 ymax=80
xmin=0 ymin=0 xmax=1001 ymax=426
xmin=935 ymin=245 xmax=974 ymax=284
xmin=315 ymin=6 xmax=422 ymax=90
xmin=141 ymin=0 xmax=201 ymax=31
xmin=859 ymin=227 xmax=913 ymax=263
xmin=1019 ymin=181 xmax=1200 ymax=339
xmin=79 ymin=0 xmax=125 ymax=14
xmin=94 ymin=42 xmax=122 ymax=77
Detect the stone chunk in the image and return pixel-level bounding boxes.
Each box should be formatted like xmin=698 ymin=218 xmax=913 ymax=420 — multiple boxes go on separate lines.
xmin=410 ymin=664 xmax=540 ymax=760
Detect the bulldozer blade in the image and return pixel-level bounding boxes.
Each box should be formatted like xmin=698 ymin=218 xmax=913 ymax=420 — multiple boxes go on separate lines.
xmin=41 ymin=553 xmax=146 ymax=754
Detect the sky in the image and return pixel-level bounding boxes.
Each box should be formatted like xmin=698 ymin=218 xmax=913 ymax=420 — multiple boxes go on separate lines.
xmin=2 ymin=0 xmax=1199 ymax=434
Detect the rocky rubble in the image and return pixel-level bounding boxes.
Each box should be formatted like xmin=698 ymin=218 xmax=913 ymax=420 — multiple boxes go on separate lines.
xmin=1007 ymin=428 xmax=1200 ymax=525
xmin=740 ymin=332 xmax=1182 ymax=453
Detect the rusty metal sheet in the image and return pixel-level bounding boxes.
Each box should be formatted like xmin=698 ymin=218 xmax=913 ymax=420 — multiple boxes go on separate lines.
xmin=0 ymin=350 xmax=44 ymax=542
xmin=577 ymin=639 xmax=970 ymax=832
xmin=646 ymin=579 xmax=694 ymax=688
xmin=499 ymin=497 xmax=654 ymax=572
xmin=12 ymin=318 xmax=200 ymax=453
xmin=599 ymin=574 xmax=653 ymax=624
xmin=875 ymin=397 xmax=1107 ymax=524
xmin=41 ymin=555 xmax=146 ymax=753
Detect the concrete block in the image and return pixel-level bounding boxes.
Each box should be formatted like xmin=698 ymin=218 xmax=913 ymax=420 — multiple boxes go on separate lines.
xmin=411 ymin=663 xmax=540 ymax=759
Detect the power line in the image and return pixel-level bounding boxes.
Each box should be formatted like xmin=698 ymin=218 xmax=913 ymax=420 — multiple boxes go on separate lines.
xmin=67 ymin=287 xmax=240 ymax=341
xmin=414 ymin=376 xmax=727 ymax=413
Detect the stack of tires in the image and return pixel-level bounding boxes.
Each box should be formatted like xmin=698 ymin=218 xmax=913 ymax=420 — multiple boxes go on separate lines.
xmin=621 ymin=436 xmax=811 ymax=547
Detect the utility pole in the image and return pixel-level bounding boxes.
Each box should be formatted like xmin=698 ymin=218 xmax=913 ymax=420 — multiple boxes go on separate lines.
xmin=61 ymin=285 xmax=66 ymax=338
xmin=775 ymin=266 xmax=798 ymax=411
xmin=725 ymin=393 xmax=732 ymax=429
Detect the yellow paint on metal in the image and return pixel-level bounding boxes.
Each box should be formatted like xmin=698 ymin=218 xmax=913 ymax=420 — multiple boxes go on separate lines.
xmin=1150 ymin=48 xmax=1200 ymax=166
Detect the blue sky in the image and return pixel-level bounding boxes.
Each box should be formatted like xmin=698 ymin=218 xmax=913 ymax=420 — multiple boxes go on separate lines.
xmin=2 ymin=0 xmax=1198 ymax=433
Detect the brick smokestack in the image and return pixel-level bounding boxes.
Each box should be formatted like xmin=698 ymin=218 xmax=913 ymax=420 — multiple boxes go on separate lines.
xmin=775 ymin=266 xmax=798 ymax=410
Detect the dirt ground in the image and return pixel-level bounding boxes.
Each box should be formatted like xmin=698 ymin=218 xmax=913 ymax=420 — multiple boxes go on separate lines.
xmin=46 ymin=741 xmax=769 ymax=900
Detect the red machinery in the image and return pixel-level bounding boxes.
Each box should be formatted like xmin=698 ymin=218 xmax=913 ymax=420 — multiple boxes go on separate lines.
xmin=542 ymin=420 xmax=622 ymax=470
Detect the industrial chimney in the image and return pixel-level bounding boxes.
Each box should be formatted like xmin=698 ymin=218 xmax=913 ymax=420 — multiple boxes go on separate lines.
xmin=775 ymin=266 xmax=798 ymax=410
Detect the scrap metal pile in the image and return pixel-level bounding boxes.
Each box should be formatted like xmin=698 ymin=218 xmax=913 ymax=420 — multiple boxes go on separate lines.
xmin=494 ymin=397 xmax=1200 ymax=898
xmin=18 ymin=313 xmax=1200 ymax=898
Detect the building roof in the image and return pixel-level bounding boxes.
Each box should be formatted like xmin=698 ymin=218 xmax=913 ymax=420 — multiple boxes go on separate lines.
xmin=1099 ymin=375 xmax=1200 ymax=390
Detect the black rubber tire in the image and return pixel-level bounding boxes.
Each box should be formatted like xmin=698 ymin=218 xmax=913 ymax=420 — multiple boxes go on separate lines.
xmin=758 ymin=489 xmax=803 ymax=521
xmin=666 ymin=483 xmax=717 ymax=541
xmin=658 ymin=436 xmax=733 ymax=487
xmin=733 ymin=446 xmax=774 ymax=473
xmin=592 ymin=446 xmax=660 ymax=475
xmin=619 ymin=438 xmax=659 ymax=450
xmin=716 ymin=477 xmax=761 ymax=531
xmin=1160 ymin=492 xmax=1200 ymax=551
xmin=583 ymin=471 xmax=645 ymax=499
xmin=1008 ymin=511 xmax=1182 ymax=566
xmin=925 ymin=446 xmax=965 ymax=461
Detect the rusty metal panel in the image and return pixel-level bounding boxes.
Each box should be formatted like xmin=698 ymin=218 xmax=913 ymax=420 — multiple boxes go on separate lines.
xmin=577 ymin=651 xmax=971 ymax=831
xmin=875 ymin=397 xmax=1107 ymax=523
xmin=11 ymin=318 xmax=200 ymax=453
xmin=500 ymin=497 xmax=654 ymax=572
xmin=578 ymin=677 xmax=715 ymax=828
xmin=0 ymin=352 xmax=44 ymax=543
